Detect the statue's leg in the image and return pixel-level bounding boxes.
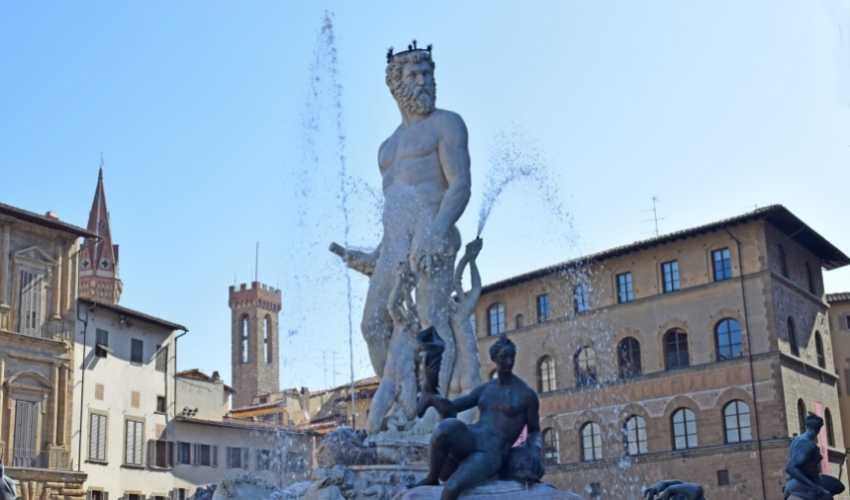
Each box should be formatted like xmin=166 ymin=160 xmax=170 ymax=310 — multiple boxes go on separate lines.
xmin=416 ymin=260 xmax=457 ymax=394
xmin=441 ymin=451 xmax=501 ymax=500
xmin=362 ymin=239 xmax=407 ymax=377
xmin=417 ymin=418 xmax=475 ymax=486
xmin=399 ymin=354 xmax=418 ymax=422
xmin=367 ymin=376 xmax=397 ymax=434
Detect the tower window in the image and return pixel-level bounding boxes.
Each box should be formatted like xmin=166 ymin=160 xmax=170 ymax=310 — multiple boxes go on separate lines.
xmin=264 ymin=315 xmax=273 ymax=364
xmin=241 ymin=315 xmax=250 ymax=364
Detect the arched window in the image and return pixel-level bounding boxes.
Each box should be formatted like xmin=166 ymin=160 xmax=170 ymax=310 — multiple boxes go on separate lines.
xmin=664 ymin=329 xmax=689 ymax=370
xmin=515 ymin=314 xmax=524 ymax=330
xmin=264 ymin=315 xmax=273 ymax=364
xmin=797 ymin=399 xmax=806 ymax=435
xmin=826 ymin=408 xmax=836 ymax=447
xmin=623 ymin=415 xmax=647 ymax=456
xmin=538 ymin=356 xmax=557 ymax=393
xmin=715 ymin=319 xmax=743 ymax=360
xmin=542 ymin=428 xmax=560 ymax=464
xmin=723 ymin=400 xmax=752 ymax=443
xmin=240 ymin=315 xmax=250 ymax=364
xmin=487 ymin=304 xmax=506 ymax=336
xmin=575 ymin=346 xmax=598 ymax=387
xmin=815 ymin=332 xmax=825 ymax=369
xmin=671 ymin=408 xmax=698 ymax=450
xmin=617 ymin=337 xmax=641 ymax=379
xmin=787 ymin=317 xmax=800 ymax=357
xmin=580 ymin=422 xmax=602 ymax=462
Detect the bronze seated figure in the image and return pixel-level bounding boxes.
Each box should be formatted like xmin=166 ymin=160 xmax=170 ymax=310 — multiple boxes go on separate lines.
xmin=415 ymin=334 xmax=543 ymax=500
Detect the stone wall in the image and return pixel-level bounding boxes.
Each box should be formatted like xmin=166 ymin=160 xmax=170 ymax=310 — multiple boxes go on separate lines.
xmin=6 ymin=467 xmax=86 ymax=500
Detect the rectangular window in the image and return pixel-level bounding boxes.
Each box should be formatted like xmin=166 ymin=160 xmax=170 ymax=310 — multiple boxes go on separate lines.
xmin=177 ymin=442 xmax=191 ymax=465
xmin=12 ymin=400 xmax=38 ymax=467
xmin=151 ymin=440 xmax=173 ymax=468
xmin=175 ymin=490 xmax=187 ymax=500
xmin=574 ymin=283 xmax=590 ymax=313
xmin=487 ymin=304 xmax=505 ymax=336
xmin=257 ymin=449 xmax=272 ymax=471
xmin=712 ymin=248 xmax=733 ymax=281
xmin=88 ymin=413 xmax=108 ymax=463
xmin=130 ymin=338 xmax=143 ymax=364
xmin=155 ymin=345 xmax=168 ymax=372
xmin=616 ymin=272 xmax=635 ymax=304
xmin=124 ymin=419 xmax=144 ymax=466
xmin=126 ymin=495 xmax=142 ymax=500
xmin=536 ymin=294 xmax=550 ymax=323
xmin=227 ymin=447 xmax=243 ymax=469
xmin=846 ymin=316 xmax=850 ymax=330
xmin=16 ymin=269 xmax=45 ymax=336
xmin=156 ymin=395 xmax=166 ymax=414
xmin=661 ymin=260 xmax=680 ymax=293
xmin=95 ymin=329 xmax=110 ymax=358
xmin=88 ymin=490 xmax=106 ymax=500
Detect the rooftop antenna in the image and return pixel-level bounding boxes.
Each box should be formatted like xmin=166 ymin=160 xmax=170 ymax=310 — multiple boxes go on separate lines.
xmin=642 ymin=196 xmax=665 ymax=237
xmin=255 ymin=241 xmax=260 ymax=283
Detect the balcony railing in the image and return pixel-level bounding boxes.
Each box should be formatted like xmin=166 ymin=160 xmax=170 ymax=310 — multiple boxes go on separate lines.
xmin=3 ymin=447 xmax=70 ymax=470
xmin=0 ymin=320 xmax=70 ymax=342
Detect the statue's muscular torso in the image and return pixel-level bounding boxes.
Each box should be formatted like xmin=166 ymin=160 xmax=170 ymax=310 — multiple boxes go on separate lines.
xmin=378 ymin=108 xmax=465 ymax=242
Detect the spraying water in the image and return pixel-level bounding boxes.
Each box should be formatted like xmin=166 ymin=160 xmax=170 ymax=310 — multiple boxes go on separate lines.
xmin=477 ymin=126 xmax=572 ymax=237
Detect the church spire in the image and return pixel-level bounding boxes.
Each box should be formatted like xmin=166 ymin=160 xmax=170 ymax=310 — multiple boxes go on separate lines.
xmin=79 ymin=158 xmax=122 ymax=304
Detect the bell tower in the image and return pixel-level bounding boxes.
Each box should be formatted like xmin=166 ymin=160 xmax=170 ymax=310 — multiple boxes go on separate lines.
xmin=229 ymin=281 xmax=281 ymax=408
xmin=79 ymin=165 xmax=122 ymax=304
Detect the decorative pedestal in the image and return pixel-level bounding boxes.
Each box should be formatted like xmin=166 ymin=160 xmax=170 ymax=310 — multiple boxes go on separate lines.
xmin=396 ymin=480 xmax=583 ymax=500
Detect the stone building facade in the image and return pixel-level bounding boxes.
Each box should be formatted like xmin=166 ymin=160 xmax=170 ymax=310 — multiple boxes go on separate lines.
xmin=473 ymin=205 xmax=849 ymax=499
xmin=229 ymin=281 xmax=281 ymax=409
xmin=828 ymin=293 xmax=850 ymax=452
xmin=0 ymin=202 xmax=92 ymax=499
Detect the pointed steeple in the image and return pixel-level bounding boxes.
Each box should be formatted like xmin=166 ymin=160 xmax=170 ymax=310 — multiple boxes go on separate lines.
xmin=79 ymin=157 xmax=122 ymax=304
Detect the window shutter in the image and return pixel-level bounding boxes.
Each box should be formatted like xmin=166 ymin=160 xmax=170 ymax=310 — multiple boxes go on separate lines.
xmin=125 ymin=422 xmax=132 ymax=463
xmin=147 ymin=440 xmax=155 ymax=467
xmin=88 ymin=415 xmax=98 ymax=459
xmin=212 ymin=446 xmax=218 ymax=468
xmin=136 ymin=424 xmax=144 ymax=465
xmin=99 ymin=416 xmax=108 ymax=462
xmin=242 ymin=448 xmax=249 ymax=470
xmin=192 ymin=444 xmax=199 ymax=466
xmin=168 ymin=441 xmax=174 ymax=468
xmin=103 ymin=493 xmax=109 ymax=500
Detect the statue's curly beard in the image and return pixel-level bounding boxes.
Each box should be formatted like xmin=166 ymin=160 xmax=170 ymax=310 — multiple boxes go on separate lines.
xmin=396 ymin=81 xmax=436 ymax=116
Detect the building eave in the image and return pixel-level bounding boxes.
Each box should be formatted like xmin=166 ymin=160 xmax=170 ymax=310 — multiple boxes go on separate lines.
xmin=0 ymin=202 xmax=97 ymax=239
xmin=482 ymin=205 xmax=850 ymax=294
xmin=78 ymin=298 xmax=187 ymax=331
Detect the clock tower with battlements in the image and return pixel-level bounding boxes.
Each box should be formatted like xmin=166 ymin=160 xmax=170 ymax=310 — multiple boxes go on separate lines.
xmin=229 ymin=281 xmax=281 ymax=409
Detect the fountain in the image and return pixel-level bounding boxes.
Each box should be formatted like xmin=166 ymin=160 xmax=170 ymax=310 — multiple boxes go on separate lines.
xmin=208 ymin=12 xmax=715 ymax=500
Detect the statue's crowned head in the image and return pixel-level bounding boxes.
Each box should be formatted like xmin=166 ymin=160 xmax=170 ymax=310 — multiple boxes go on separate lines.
xmin=386 ymin=41 xmax=436 ymax=116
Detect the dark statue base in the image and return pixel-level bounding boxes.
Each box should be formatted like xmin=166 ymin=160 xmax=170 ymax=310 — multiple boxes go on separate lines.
xmin=396 ymin=480 xmax=581 ymax=500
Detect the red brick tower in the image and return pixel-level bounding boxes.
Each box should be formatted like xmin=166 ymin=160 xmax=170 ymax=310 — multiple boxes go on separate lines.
xmin=229 ymin=281 xmax=282 ymax=408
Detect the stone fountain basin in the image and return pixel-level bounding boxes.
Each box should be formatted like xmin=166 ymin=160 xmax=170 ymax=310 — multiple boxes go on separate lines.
xmin=395 ymin=480 xmax=583 ymax=499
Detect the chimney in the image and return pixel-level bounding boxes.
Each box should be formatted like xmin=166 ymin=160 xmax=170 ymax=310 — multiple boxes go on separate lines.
xmin=45 ymin=211 xmax=59 ymax=220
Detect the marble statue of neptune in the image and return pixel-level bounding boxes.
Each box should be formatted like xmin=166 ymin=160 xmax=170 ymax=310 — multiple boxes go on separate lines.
xmin=331 ymin=44 xmax=471 ymax=381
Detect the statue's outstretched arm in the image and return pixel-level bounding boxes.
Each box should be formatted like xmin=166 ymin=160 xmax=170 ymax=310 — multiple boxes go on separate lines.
xmin=420 ymin=383 xmax=483 ymax=418
xmin=329 ymin=242 xmax=380 ymax=277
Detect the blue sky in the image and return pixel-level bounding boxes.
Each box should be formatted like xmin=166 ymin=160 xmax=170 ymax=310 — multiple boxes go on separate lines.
xmin=2 ymin=1 xmax=848 ymax=390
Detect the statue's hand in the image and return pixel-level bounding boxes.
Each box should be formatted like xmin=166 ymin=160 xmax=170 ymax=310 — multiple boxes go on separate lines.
xmin=329 ymin=242 xmax=377 ymax=277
